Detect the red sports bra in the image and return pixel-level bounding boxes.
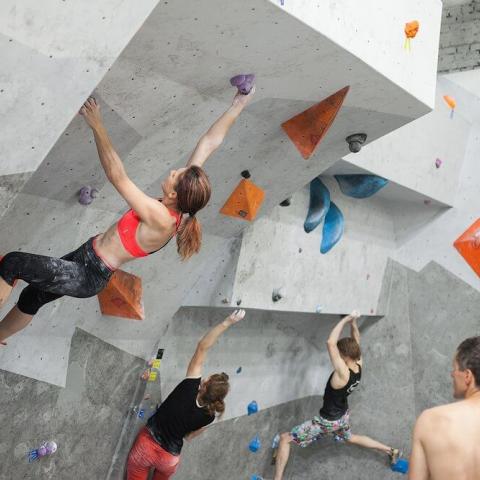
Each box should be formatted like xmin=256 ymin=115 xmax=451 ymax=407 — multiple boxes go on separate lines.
xmin=117 ymin=206 xmax=182 ymax=258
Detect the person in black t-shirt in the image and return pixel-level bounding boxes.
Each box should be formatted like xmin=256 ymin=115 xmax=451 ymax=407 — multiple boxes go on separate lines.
xmin=271 ymin=312 xmax=401 ymax=480
xmin=126 ymin=309 xmax=246 ymax=480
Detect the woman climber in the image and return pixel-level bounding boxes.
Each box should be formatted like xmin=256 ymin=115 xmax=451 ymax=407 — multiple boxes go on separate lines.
xmin=126 ymin=309 xmax=246 ymax=480
xmin=0 ymin=86 xmax=255 ymax=345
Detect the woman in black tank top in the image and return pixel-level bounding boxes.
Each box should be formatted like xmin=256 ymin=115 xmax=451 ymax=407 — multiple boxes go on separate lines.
xmin=126 ymin=310 xmax=246 ymax=480
xmin=272 ymin=313 xmax=402 ymax=480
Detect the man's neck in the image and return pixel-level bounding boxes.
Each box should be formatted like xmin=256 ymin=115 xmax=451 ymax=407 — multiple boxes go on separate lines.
xmin=465 ymin=388 xmax=480 ymax=401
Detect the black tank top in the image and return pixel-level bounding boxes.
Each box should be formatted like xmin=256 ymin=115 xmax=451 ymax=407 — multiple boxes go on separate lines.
xmin=319 ymin=365 xmax=362 ymax=420
xmin=147 ymin=378 xmax=215 ymax=455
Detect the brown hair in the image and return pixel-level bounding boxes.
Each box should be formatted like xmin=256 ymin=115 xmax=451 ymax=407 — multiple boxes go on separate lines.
xmin=198 ymin=372 xmax=230 ymax=417
xmin=175 ymin=166 xmax=211 ymax=260
xmin=337 ymin=337 xmax=361 ymax=361
xmin=456 ymin=336 xmax=480 ymax=386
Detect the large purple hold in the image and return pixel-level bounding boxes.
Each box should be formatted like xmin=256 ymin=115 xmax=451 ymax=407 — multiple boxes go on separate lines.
xmin=230 ymin=74 xmax=255 ymax=95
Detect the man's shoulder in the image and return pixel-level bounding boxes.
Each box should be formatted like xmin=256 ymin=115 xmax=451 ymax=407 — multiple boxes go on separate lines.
xmin=418 ymin=402 xmax=463 ymax=426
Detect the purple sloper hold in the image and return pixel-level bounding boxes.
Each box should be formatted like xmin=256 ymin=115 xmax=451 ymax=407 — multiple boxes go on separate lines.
xmin=230 ymin=74 xmax=255 ymax=95
xmin=79 ymin=186 xmax=99 ymax=205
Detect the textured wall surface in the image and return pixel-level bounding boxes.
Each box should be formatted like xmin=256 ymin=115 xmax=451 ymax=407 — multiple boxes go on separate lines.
xmin=0 ymin=328 xmax=145 ymax=480
xmin=439 ymin=0 xmax=480 ymax=73
xmin=0 ymin=0 xmax=159 ymax=176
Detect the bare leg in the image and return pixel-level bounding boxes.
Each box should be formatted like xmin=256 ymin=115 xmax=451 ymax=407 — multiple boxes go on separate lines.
xmin=273 ymin=433 xmax=293 ymax=480
xmin=0 ymin=277 xmax=13 ymax=307
xmin=347 ymin=434 xmax=394 ymax=456
xmin=0 ymin=305 xmax=33 ymax=345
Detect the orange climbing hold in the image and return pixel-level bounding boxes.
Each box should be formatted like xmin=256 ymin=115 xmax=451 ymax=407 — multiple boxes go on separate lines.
xmin=404 ymin=20 xmax=420 ymax=50
xmin=97 ymin=269 xmax=145 ymax=320
xmin=281 ymin=86 xmax=350 ymax=159
xmin=443 ymin=95 xmax=456 ymax=118
xmin=220 ymin=179 xmax=265 ymax=221
xmin=454 ymin=218 xmax=480 ymax=277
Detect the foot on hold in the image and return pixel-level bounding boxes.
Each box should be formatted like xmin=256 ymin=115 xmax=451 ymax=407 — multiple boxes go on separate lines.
xmin=389 ymin=448 xmax=402 ymax=465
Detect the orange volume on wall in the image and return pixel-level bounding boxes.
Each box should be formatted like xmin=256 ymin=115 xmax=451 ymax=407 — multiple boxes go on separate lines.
xmin=220 ymin=179 xmax=265 ymax=221
xmin=454 ymin=218 xmax=480 ymax=277
xmin=98 ymin=269 xmax=145 ymax=320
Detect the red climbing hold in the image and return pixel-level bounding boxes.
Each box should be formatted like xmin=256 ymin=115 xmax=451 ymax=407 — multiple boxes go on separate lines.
xmin=281 ymin=86 xmax=350 ymax=159
xmin=454 ymin=218 xmax=480 ymax=277
xmin=97 ymin=269 xmax=144 ymax=320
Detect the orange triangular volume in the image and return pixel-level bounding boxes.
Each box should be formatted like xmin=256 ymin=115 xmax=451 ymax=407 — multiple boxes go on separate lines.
xmin=281 ymin=86 xmax=350 ymax=159
xmin=98 ymin=269 xmax=145 ymax=320
xmin=220 ymin=179 xmax=265 ymax=221
xmin=453 ymin=218 xmax=480 ymax=276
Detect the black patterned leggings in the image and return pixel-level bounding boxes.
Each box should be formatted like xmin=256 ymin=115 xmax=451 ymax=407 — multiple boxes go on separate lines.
xmin=0 ymin=237 xmax=113 ymax=315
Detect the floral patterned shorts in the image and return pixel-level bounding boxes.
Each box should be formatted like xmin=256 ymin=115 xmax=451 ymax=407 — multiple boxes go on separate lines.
xmin=290 ymin=411 xmax=352 ymax=447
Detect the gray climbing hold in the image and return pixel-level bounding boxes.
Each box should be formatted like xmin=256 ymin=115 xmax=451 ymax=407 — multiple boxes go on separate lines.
xmin=79 ymin=186 xmax=98 ymax=205
xmin=272 ymin=287 xmax=286 ymax=302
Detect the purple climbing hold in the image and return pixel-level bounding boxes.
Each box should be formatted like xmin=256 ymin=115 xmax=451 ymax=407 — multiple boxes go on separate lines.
xmin=435 ymin=158 xmax=442 ymax=169
xmin=230 ymin=74 xmax=255 ymax=95
xmin=79 ymin=186 xmax=98 ymax=205
xmin=37 ymin=446 xmax=47 ymax=458
xmin=27 ymin=441 xmax=58 ymax=462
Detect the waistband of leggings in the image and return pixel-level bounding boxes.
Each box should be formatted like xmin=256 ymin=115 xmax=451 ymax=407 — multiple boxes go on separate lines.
xmin=84 ymin=237 xmax=116 ymax=275
xmin=146 ymin=426 xmax=180 ymax=457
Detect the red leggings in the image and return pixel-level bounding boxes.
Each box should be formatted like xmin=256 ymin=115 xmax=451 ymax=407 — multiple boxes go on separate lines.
xmin=127 ymin=427 xmax=180 ymax=480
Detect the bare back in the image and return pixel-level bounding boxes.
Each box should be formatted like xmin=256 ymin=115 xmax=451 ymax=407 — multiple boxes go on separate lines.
xmin=95 ymin=214 xmax=180 ymax=269
xmin=416 ymin=400 xmax=480 ymax=480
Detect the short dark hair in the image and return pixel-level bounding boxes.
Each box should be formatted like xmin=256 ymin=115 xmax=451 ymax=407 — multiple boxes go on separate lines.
xmin=456 ymin=336 xmax=480 ymax=386
xmin=337 ymin=337 xmax=361 ymax=361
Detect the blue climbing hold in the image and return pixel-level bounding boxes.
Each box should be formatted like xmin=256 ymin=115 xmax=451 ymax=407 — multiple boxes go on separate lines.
xmin=247 ymin=400 xmax=259 ymax=415
xmin=320 ymin=202 xmax=344 ymax=254
xmin=251 ymin=476 xmax=263 ymax=480
xmin=334 ymin=174 xmax=388 ymax=199
xmin=236 ymin=366 xmax=242 ymax=374
xmin=391 ymin=458 xmax=409 ymax=474
xmin=249 ymin=435 xmax=261 ymax=453
xmin=304 ymin=177 xmax=330 ymax=233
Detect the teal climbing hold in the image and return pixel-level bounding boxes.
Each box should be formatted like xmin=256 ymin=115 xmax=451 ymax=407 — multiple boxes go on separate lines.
xmin=334 ymin=174 xmax=388 ymax=199
xmin=320 ymin=202 xmax=344 ymax=254
xmin=304 ymin=177 xmax=331 ymax=233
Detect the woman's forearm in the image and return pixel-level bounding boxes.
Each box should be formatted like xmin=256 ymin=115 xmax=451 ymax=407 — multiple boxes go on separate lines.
xmin=202 ymin=104 xmax=244 ymax=149
xmin=327 ymin=316 xmax=350 ymax=344
xmin=198 ymin=319 xmax=232 ymax=351
xmin=92 ymin=124 xmax=127 ymax=182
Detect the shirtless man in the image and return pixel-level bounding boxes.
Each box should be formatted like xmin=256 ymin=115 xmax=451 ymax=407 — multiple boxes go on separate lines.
xmin=409 ymin=336 xmax=480 ymax=480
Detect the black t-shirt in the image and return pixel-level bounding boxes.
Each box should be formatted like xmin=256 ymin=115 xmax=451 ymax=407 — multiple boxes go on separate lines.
xmin=147 ymin=378 xmax=215 ymax=455
xmin=319 ymin=365 xmax=362 ymax=420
